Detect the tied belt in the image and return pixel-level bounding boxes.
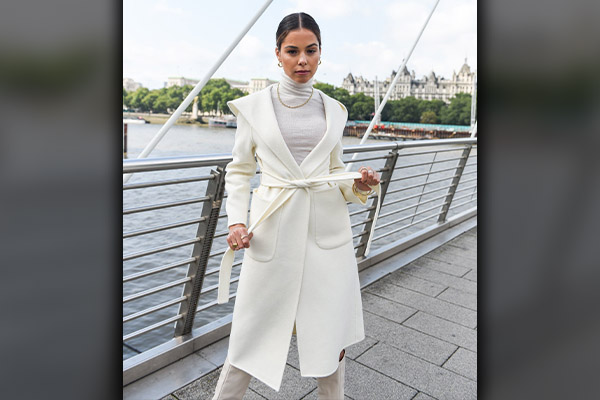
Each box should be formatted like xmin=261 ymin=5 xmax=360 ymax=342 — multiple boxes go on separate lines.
xmin=217 ymin=170 xmax=381 ymax=304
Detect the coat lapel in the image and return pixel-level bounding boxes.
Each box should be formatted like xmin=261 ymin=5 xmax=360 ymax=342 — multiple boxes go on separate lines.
xmin=227 ymin=85 xmax=348 ymax=179
xmin=299 ymin=89 xmax=348 ymax=177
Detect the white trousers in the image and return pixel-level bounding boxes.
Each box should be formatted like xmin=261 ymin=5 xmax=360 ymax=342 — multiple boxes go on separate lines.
xmin=212 ymin=352 xmax=346 ymax=400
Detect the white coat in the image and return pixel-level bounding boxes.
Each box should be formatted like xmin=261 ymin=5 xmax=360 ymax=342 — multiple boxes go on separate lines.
xmin=217 ymin=84 xmax=381 ymax=391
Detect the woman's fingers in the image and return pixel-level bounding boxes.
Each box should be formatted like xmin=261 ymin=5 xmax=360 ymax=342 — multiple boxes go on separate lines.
xmin=359 ymin=166 xmax=381 ymax=186
xmin=240 ymin=230 xmax=251 ymax=248
xmin=228 ymin=227 xmax=252 ymax=251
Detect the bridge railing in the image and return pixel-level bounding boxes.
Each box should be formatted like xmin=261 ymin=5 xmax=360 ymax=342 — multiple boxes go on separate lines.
xmin=122 ymin=138 xmax=477 ymax=384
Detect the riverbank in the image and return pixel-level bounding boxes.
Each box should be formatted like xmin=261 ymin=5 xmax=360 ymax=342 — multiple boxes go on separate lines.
xmin=123 ymin=112 xmax=210 ymax=126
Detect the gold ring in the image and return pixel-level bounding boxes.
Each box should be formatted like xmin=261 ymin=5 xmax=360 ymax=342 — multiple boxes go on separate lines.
xmin=232 ymin=243 xmax=238 ymax=248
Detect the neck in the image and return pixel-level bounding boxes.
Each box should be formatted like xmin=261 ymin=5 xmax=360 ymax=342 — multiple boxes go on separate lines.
xmin=279 ymin=71 xmax=314 ymax=98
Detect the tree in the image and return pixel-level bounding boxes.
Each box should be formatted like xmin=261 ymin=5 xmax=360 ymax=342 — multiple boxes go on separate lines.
xmin=348 ymin=93 xmax=374 ymax=120
xmin=153 ymin=94 xmax=170 ymax=113
xmin=439 ymin=93 xmax=471 ymax=125
xmin=141 ymin=91 xmax=158 ymax=112
xmin=314 ymin=83 xmax=351 ymax=110
xmin=128 ymin=87 xmax=149 ymax=111
xmin=332 ymin=87 xmax=351 ymax=109
xmin=418 ymin=99 xmax=445 ymax=118
xmin=313 ymin=83 xmax=335 ymax=98
xmin=391 ymin=96 xmax=421 ymax=122
xmin=420 ymin=110 xmax=438 ymax=124
xmin=220 ymin=87 xmax=246 ymax=115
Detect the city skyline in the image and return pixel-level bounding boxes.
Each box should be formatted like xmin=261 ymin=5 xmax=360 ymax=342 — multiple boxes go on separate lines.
xmin=124 ymin=59 xmax=476 ymax=92
xmin=124 ymin=0 xmax=477 ymax=89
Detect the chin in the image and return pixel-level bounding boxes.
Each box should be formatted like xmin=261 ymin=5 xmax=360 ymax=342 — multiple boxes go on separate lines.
xmin=293 ymin=74 xmax=313 ymax=84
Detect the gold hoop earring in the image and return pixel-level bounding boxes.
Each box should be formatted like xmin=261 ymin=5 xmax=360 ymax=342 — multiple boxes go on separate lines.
xmin=277 ymin=61 xmax=282 ymax=67
xmin=318 ymin=59 xmax=322 ymax=65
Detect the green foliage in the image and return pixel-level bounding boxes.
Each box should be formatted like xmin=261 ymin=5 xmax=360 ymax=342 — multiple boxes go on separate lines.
xmin=347 ymin=93 xmax=374 ymax=120
xmin=419 ymin=99 xmax=445 ymax=117
xmin=122 ymin=79 xmax=473 ymax=124
xmin=313 ymin=83 xmax=335 ymax=97
xmin=141 ymin=91 xmax=159 ymax=112
xmin=121 ymin=79 xmax=246 ymax=114
xmin=320 ymin=84 xmax=473 ymax=125
xmin=394 ymin=96 xmax=421 ymax=122
xmin=125 ymin=87 xmax=149 ymax=110
xmin=439 ymin=93 xmax=471 ymax=125
xmin=420 ymin=110 xmax=438 ymax=124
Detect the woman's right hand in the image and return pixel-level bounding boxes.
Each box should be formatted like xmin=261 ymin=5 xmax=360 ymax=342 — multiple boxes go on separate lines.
xmin=227 ymin=223 xmax=253 ymax=251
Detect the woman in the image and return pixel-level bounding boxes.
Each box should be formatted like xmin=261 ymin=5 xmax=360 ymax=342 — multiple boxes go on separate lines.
xmin=212 ymin=12 xmax=381 ymax=400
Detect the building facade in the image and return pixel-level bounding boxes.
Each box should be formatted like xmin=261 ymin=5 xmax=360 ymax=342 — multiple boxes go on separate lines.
xmin=165 ymin=77 xmax=200 ymax=88
xmin=225 ymin=78 xmax=250 ymax=92
xmin=164 ymin=77 xmax=277 ymax=94
xmin=245 ymin=78 xmax=278 ymax=94
xmin=123 ymin=77 xmax=143 ymax=92
xmin=342 ymin=60 xmax=476 ymax=103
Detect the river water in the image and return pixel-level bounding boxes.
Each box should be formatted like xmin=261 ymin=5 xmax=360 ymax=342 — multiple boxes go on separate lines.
xmin=123 ymin=123 xmax=476 ymax=360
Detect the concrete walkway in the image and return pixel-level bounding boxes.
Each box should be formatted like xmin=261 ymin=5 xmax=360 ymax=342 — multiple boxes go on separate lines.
xmin=159 ymin=227 xmax=477 ymax=400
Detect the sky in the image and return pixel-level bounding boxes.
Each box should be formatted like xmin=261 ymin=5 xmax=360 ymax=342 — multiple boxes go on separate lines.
xmin=123 ymin=0 xmax=476 ymax=90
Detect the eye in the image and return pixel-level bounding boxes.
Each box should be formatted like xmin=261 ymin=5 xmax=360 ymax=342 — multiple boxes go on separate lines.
xmin=287 ymin=50 xmax=297 ymax=55
xmin=307 ymin=49 xmax=316 ymax=54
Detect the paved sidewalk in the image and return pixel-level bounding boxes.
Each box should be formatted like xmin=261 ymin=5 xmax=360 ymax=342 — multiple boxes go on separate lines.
xmin=161 ymin=227 xmax=477 ymax=400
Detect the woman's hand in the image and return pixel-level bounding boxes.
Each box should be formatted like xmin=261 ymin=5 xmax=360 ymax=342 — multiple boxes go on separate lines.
xmin=227 ymin=223 xmax=253 ymax=251
xmin=354 ymin=166 xmax=380 ymax=191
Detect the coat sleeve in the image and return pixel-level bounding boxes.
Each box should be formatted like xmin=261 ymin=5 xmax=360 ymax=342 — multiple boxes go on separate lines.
xmin=224 ymin=112 xmax=257 ymax=227
xmin=329 ymin=138 xmax=370 ymax=206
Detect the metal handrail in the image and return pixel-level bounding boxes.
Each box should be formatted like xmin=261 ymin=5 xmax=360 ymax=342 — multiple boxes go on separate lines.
xmin=386 ymin=174 xmax=461 ymax=194
xmin=394 ymin=155 xmax=468 ymax=170
xmin=123 ymin=139 xmax=477 ymax=173
xmin=123 ymin=138 xmax=477 ymax=377
xmin=123 ymin=175 xmax=215 ymax=190
xmin=123 ymin=217 xmax=206 ymax=239
xmin=123 ymin=238 xmax=201 ymax=261
xmin=390 ymin=164 xmax=464 ymax=182
xmin=123 ymin=257 xmax=196 ymax=283
xmin=123 ymin=195 xmax=211 ymax=215
xmin=123 ymin=277 xmax=192 ymax=303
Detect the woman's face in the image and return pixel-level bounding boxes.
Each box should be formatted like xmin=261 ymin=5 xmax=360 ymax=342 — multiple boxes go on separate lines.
xmin=275 ymin=28 xmax=321 ymax=84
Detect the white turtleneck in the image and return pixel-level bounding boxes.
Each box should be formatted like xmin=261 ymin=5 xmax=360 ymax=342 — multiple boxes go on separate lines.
xmin=270 ymin=71 xmax=327 ymax=166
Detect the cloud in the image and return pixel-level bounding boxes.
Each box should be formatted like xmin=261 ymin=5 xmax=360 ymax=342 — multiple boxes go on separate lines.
xmin=286 ymin=0 xmax=361 ymax=18
xmin=384 ymin=0 xmax=477 ymax=78
xmin=153 ymin=0 xmax=183 ymax=15
xmin=123 ymin=0 xmax=476 ymax=88
xmin=123 ymin=38 xmax=219 ymax=88
xmin=338 ymin=41 xmax=398 ymax=80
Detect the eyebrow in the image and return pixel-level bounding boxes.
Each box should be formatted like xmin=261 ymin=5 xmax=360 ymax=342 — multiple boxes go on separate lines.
xmin=284 ymin=43 xmax=318 ymax=49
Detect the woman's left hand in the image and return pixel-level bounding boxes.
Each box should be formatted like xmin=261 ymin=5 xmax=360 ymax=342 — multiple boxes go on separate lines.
xmin=354 ymin=166 xmax=380 ymax=191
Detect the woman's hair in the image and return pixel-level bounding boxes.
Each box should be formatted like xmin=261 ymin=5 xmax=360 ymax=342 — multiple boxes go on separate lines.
xmin=275 ymin=12 xmax=321 ymax=51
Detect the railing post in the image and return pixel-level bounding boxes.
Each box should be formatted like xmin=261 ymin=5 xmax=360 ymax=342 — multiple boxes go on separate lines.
xmin=437 ymin=145 xmax=472 ymax=223
xmin=355 ymin=149 xmax=399 ymax=259
xmin=174 ymin=166 xmax=226 ymax=337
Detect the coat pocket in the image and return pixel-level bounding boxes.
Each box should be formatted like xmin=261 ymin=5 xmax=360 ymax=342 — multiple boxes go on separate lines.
xmin=246 ymin=187 xmax=283 ymax=262
xmin=313 ymin=184 xmax=353 ymax=249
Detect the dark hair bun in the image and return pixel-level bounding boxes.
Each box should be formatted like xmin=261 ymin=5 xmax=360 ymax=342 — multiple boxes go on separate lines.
xmin=276 ymin=12 xmax=321 ymax=50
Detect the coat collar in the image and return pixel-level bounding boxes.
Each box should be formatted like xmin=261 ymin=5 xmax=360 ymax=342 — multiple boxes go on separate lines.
xmin=227 ymin=84 xmax=348 ymax=179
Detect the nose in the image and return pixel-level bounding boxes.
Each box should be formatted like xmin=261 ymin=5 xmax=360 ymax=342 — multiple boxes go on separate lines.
xmin=298 ymin=52 xmax=307 ymax=65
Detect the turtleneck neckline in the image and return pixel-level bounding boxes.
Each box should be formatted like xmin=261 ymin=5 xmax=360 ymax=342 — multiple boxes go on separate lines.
xmin=278 ymin=71 xmax=314 ymax=99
